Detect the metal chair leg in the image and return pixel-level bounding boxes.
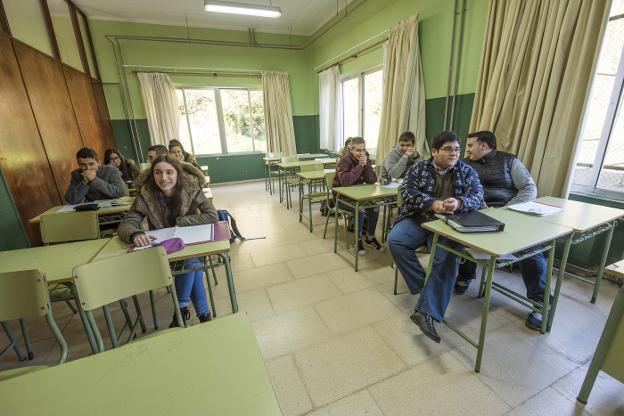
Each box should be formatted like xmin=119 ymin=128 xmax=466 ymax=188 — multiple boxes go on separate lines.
xmin=18 ymin=319 xmax=34 ymax=360
xmin=1 ymin=321 xmax=25 ymax=361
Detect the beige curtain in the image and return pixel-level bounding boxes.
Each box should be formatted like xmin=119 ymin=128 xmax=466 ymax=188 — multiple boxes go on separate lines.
xmin=470 ymin=0 xmax=609 ymax=197
xmin=137 ymin=72 xmax=179 ymax=146
xmin=377 ymin=15 xmax=429 ymax=163
xmin=261 ymin=71 xmax=297 ymax=155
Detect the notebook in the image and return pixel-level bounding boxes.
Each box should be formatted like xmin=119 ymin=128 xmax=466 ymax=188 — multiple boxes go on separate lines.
xmin=435 ymin=210 xmax=505 ymax=233
xmin=129 ymin=221 xmax=230 ymax=251
xmin=508 ymin=201 xmax=563 ymax=216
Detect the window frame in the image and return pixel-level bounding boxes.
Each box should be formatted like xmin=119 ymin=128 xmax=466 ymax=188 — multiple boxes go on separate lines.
xmin=177 ymin=86 xmax=266 ymax=157
xmin=572 ymin=13 xmax=624 ymax=200
xmin=339 ymin=66 xmax=383 ymax=152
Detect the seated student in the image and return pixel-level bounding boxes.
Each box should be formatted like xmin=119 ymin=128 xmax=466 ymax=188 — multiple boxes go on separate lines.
xmin=380 ymin=131 xmax=418 ymax=181
xmin=104 ymin=148 xmax=139 ymax=183
xmin=147 ymin=144 xmax=168 ymax=163
xmin=117 ymin=155 xmax=218 ymax=325
xmin=65 ymin=147 xmax=126 ymax=205
xmin=333 ymin=136 xmax=382 ymax=254
xmin=455 ymin=130 xmax=549 ymax=331
xmin=169 ymin=139 xmax=201 ymax=169
xmin=387 ymin=131 xmax=483 ymax=343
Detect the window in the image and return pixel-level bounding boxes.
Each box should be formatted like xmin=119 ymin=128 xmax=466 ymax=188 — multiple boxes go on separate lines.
xmin=176 ymin=88 xmax=266 ymax=155
xmin=340 ymin=68 xmax=383 ymax=154
xmin=571 ymin=1 xmax=624 ymax=198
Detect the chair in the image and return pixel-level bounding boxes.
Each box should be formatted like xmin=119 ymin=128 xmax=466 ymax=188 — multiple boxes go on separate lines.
xmin=0 ymin=270 xmax=68 ymax=382
xmin=40 ymin=211 xmax=99 ymax=244
xmin=265 ymin=152 xmax=282 ymax=194
xmin=72 ymin=247 xmax=184 ymax=353
xmin=299 ymin=164 xmax=327 ymax=232
xmin=322 ymin=172 xmax=353 ymax=244
xmin=279 ymin=155 xmax=300 ymax=208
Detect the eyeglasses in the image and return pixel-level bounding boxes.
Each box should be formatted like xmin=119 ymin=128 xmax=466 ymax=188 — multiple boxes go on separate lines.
xmin=439 ymin=146 xmax=461 ymax=154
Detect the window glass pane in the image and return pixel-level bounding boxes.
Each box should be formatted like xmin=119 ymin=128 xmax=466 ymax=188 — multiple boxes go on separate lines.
xmin=363 ymin=70 xmax=383 ymax=153
xmin=176 ymin=90 xmax=192 ymax=152
xmin=77 ymin=13 xmax=97 ymax=78
xmin=342 ymin=77 xmax=360 ymax=141
xmin=48 ymin=0 xmax=83 ymax=71
xmin=611 ymin=0 xmax=624 ymax=17
xmin=179 ymin=89 xmax=221 ymax=154
xmin=572 ymin=18 xmax=624 ymax=188
xmin=4 ymin=0 xmax=54 ymax=56
xmin=250 ymin=90 xmax=266 ymax=152
xmin=596 ymin=96 xmax=624 ymax=193
xmin=221 ymin=89 xmax=254 ymax=153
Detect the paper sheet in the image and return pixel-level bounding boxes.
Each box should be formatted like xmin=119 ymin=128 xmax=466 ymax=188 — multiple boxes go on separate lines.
xmin=508 ymin=201 xmax=563 ymax=216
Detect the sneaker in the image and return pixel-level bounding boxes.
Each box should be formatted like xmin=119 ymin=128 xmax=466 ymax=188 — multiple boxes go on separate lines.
xmin=198 ymin=312 xmax=213 ymax=323
xmin=454 ymin=278 xmax=471 ymax=295
xmin=525 ymin=312 xmax=542 ymax=331
xmin=410 ymin=311 xmax=441 ymax=343
xmin=357 ymin=240 xmax=366 ymax=255
xmin=364 ymin=237 xmax=382 ymax=251
xmin=169 ymin=307 xmax=191 ymax=328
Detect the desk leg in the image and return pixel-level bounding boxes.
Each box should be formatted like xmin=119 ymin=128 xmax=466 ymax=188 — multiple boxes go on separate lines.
xmin=541 ymin=245 xmax=555 ymax=334
xmin=547 ymin=235 xmax=572 ymax=332
xmin=475 ymin=257 xmax=496 ymax=373
xmin=592 ymin=224 xmax=614 ymax=304
xmin=299 ymin=180 xmax=304 ymax=223
xmin=278 ymin=169 xmax=283 ymax=203
xmin=69 ymin=284 xmax=98 ymax=354
xmin=18 ymin=319 xmax=34 ymax=359
xmin=149 ymin=290 xmax=158 ymax=330
xmin=203 ymin=256 xmax=217 ymax=317
xmin=354 ymin=201 xmax=360 ymax=272
xmin=308 ymin=181 xmax=313 ymax=233
xmin=265 ymin=163 xmax=270 ymax=191
xmin=220 ymin=253 xmax=238 ymax=313
xmin=334 ymin=197 xmax=340 ymax=254
xmin=1 ymin=321 xmax=25 ymax=361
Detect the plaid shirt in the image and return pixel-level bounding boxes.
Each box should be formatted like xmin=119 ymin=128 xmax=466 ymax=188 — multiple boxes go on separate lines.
xmin=397 ymin=159 xmax=484 ymax=222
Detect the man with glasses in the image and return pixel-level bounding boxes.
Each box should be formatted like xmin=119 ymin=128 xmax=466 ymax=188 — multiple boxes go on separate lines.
xmin=387 ymin=131 xmax=483 ymax=343
xmin=65 ymin=147 xmax=126 ymax=204
xmin=456 ymin=130 xmax=549 ymax=331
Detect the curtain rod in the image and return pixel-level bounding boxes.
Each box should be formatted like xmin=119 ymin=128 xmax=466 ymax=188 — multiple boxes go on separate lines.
xmin=315 ymin=30 xmax=389 ymax=73
xmin=125 ymin=65 xmax=261 ymax=78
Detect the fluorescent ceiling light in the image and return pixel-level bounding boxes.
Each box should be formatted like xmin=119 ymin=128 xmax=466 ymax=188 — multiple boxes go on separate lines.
xmin=204 ymin=1 xmax=282 ymax=18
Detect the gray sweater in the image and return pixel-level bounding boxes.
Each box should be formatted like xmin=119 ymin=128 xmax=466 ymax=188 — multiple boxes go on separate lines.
xmin=380 ymin=147 xmax=417 ymax=180
xmin=505 ymin=158 xmax=538 ymax=206
xmin=65 ymin=164 xmax=127 ymax=204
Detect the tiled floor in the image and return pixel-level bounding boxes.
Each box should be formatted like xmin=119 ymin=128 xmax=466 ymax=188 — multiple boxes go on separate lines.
xmin=2 ymin=181 xmax=623 ymax=415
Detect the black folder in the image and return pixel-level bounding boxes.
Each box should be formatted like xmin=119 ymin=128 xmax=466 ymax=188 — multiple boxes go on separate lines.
xmin=435 ymin=210 xmax=505 ymax=233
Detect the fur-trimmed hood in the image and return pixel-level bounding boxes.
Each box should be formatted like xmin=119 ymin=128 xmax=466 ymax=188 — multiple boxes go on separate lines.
xmin=136 ymin=162 xmax=207 ymax=230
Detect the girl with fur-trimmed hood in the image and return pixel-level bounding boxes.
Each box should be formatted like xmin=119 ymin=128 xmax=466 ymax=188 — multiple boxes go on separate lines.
xmin=118 ymin=155 xmax=217 ymax=325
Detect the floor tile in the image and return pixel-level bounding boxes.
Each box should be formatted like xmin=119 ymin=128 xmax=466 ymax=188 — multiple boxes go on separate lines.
xmin=294 ymin=326 xmax=405 ymax=407
xmin=286 ymin=253 xmax=352 ymax=279
xmin=369 ymin=351 xmax=509 ymax=416
xmin=506 ymin=387 xmax=589 ymax=416
xmin=266 ymin=355 xmax=313 ymax=416
xmin=233 ymin=263 xmax=294 ymax=293
xmin=305 ymin=389 xmax=384 ymax=416
xmin=267 ymin=275 xmax=341 ymax=314
xmin=251 ymin=244 xmax=308 ymax=267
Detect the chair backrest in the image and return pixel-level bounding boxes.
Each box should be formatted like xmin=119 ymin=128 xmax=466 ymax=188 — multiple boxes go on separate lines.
xmin=0 ymin=270 xmax=67 ymax=364
xmin=281 ymin=155 xmax=299 ymax=163
xmin=41 ymin=211 xmax=99 ymax=244
xmin=374 ymin=164 xmax=381 ymax=176
xmin=325 ymin=172 xmax=336 ymax=190
xmin=300 ymin=163 xmax=323 ymax=172
xmin=267 ymin=152 xmax=283 ymax=158
xmin=73 ymin=247 xmax=173 ymax=312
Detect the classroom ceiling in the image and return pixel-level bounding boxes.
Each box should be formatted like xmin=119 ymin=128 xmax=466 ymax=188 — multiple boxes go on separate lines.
xmin=65 ymin=0 xmax=356 ymax=36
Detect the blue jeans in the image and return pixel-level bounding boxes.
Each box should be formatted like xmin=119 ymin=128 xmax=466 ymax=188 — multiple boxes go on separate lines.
xmin=388 ymin=216 xmax=463 ymax=321
xmin=337 ymin=201 xmax=380 ymax=239
xmin=175 ymin=258 xmax=210 ymax=316
xmin=458 ymin=252 xmax=548 ymax=301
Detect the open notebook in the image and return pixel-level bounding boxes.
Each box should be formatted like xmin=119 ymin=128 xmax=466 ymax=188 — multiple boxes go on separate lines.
xmin=130 ymin=221 xmax=230 ymax=251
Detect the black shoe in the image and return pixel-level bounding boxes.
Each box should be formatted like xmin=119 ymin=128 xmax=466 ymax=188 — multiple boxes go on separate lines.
xmin=454 ymin=278 xmax=471 ymax=295
xmin=199 ymin=312 xmax=213 ymax=323
xmin=410 ymin=311 xmax=441 ymax=343
xmin=525 ymin=312 xmax=542 ymax=331
xmin=364 ymin=237 xmax=382 ymax=251
xmin=169 ymin=307 xmax=191 ymax=328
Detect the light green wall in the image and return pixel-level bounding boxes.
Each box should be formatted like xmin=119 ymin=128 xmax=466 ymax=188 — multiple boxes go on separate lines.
xmin=50 ymin=15 xmax=84 ymax=71
xmin=306 ymin=0 xmax=489 ymax=109
xmin=88 ymin=20 xmax=313 ymax=118
xmin=3 ymin=0 xmax=54 ymax=57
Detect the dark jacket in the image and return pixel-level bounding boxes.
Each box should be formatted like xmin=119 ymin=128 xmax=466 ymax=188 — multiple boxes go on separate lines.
xmin=465 ymin=150 xmax=516 ymax=207
xmin=332 ymin=151 xmax=377 ymax=197
xmin=117 ymin=163 xmax=218 ymax=243
xmin=65 ymin=164 xmax=127 ymax=204
xmin=397 ymin=159 xmax=483 ymax=222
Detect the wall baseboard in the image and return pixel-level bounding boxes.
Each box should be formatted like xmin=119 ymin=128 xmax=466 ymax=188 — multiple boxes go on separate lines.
xmin=211 ymin=178 xmax=265 ymax=187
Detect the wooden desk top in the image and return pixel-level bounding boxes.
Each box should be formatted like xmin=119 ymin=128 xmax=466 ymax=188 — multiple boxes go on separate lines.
xmin=29 ymin=197 xmax=135 ymax=224
xmin=422 ymin=208 xmax=572 ymax=257
xmin=277 ymin=158 xmax=337 ymax=169
xmin=0 ymin=239 xmax=110 ymax=283
xmin=296 ymin=169 xmax=335 ymax=180
xmin=333 ymin=183 xmax=398 ymax=202
xmin=263 ymin=153 xmax=328 ymax=162
xmin=535 ymin=197 xmax=624 ymax=232
xmin=0 ymin=313 xmax=282 ymax=416
xmin=93 ymin=236 xmax=231 ymax=263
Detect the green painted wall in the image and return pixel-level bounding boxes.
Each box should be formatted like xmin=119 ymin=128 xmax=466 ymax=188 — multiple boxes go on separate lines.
xmin=3 ymin=0 xmax=54 ymax=57
xmin=0 ymin=168 xmax=29 ymax=251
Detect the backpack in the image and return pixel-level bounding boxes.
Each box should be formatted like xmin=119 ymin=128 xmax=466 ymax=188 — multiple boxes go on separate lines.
xmin=217 ymin=209 xmax=245 ymax=243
